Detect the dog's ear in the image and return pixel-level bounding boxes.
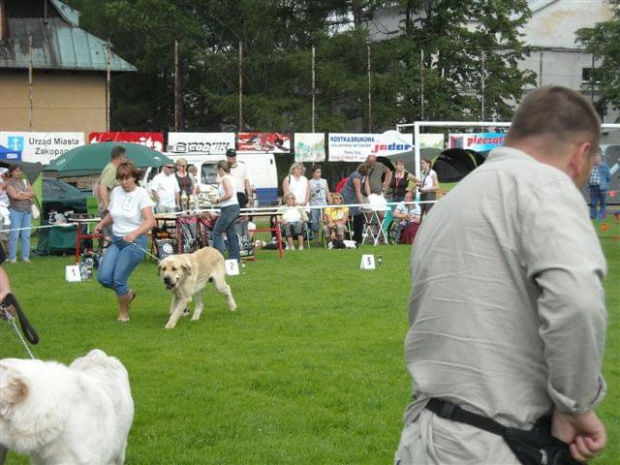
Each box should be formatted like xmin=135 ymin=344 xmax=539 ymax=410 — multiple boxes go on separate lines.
xmin=181 ymin=258 xmax=192 ymax=276
xmin=0 ymin=364 xmax=29 ymax=409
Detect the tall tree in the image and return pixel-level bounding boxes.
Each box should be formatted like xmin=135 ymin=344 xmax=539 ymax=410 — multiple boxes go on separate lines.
xmin=393 ymin=0 xmax=535 ymax=122
xmin=577 ymin=1 xmax=620 ymax=119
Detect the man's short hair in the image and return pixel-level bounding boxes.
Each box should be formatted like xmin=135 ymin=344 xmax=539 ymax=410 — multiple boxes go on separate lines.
xmin=506 ymin=86 xmax=601 ymax=152
xmin=111 ymin=146 xmax=127 ymax=160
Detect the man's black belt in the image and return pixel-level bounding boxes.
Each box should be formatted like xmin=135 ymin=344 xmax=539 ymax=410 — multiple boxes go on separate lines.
xmin=425 ymin=399 xmax=581 ymax=465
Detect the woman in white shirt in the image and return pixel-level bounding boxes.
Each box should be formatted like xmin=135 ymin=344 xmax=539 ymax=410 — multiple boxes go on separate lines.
xmin=282 ymin=162 xmax=310 ymax=208
xmin=94 ymin=162 xmax=156 ymax=322
xmin=212 ymin=160 xmax=240 ymax=262
xmin=418 ymin=157 xmax=439 ymax=217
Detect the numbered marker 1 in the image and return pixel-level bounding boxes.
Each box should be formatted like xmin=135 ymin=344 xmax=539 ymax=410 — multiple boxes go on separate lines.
xmin=225 ymin=259 xmax=240 ymax=276
xmin=360 ymin=254 xmax=376 ymax=270
xmin=65 ymin=265 xmax=82 ymax=282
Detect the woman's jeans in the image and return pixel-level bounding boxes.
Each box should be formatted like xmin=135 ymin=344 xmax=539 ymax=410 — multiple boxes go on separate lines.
xmin=97 ymin=234 xmax=147 ymax=296
xmin=212 ymin=204 xmax=240 ymax=262
xmin=8 ymin=208 xmax=32 ymax=261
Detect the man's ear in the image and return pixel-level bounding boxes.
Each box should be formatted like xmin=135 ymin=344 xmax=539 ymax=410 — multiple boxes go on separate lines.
xmin=566 ymin=141 xmax=593 ymax=188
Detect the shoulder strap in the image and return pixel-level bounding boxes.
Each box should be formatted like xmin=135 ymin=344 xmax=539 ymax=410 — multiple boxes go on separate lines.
xmin=426 ymin=399 xmax=506 ymax=437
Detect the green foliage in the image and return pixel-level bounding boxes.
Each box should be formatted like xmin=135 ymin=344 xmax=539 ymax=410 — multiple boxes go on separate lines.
xmin=2 ymin=216 xmax=619 ymax=463
xmin=577 ymin=3 xmax=620 ymax=120
xmin=64 ymin=0 xmax=534 ymax=131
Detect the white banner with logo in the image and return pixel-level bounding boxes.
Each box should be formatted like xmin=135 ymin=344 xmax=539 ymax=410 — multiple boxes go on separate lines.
xmin=0 ymin=132 xmax=85 ymax=164
xmin=294 ymin=133 xmax=326 ymax=162
xmin=373 ymin=130 xmax=414 ymax=156
xmin=449 ymin=133 xmax=506 ymax=151
xmin=328 ymin=133 xmax=376 ymax=162
xmin=167 ymin=133 xmax=235 ymax=155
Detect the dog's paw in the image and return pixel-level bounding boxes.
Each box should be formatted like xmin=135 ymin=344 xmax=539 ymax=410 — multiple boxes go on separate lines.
xmin=164 ymin=322 xmax=176 ymax=330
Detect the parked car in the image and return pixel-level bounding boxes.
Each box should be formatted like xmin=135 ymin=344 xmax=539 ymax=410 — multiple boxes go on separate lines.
xmin=41 ymin=177 xmax=88 ymax=218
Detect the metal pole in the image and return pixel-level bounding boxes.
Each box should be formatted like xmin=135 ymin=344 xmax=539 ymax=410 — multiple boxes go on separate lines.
xmin=239 ymin=41 xmax=243 ymax=130
xmin=481 ymin=53 xmax=485 ymax=121
xmin=420 ymin=49 xmax=424 ymax=120
xmin=367 ymin=42 xmax=372 ymax=133
xmin=28 ymin=34 xmax=33 ymax=131
xmin=106 ymin=40 xmax=111 ymax=131
xmin=312 ymin=45 xmax=316 ymax=133
xmin=174 ymin=40 xmax=179 ymax=131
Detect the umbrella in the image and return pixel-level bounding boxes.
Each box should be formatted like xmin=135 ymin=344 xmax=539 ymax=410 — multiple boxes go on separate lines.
xmin=43 ymin=142 xmax=173 ymax=176
xmin=0 ymin=160 xmax=43 ymax=184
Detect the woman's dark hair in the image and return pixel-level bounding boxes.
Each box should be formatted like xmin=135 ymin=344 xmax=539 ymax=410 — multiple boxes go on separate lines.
xmin=312 ymin=164 xmax=322 ymax=174
xmin=116 ymin=162 xmax=141 ymax=184
xmin=8 ymin=164 xmax=21 ymax=176
xmin=421 ymin=157 xmax=432 ymax=165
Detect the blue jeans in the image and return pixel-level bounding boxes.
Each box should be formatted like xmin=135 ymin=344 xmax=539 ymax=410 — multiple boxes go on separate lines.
xmin=589 ymin=186 xmax=607 ymax=219
xmin=212 ymin=204 xmax=240 ymax=262
xmin=97 ymin=234 xmax=147 ymax=296
xmin=8 ymin=208 xmax=32 ymax=261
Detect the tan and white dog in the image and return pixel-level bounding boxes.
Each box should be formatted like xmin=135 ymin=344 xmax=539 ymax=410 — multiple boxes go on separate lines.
xmin=0 ymin=349 xmax=134 ymax=465
xmin=158 ymin=247 xmax=237 ymax=329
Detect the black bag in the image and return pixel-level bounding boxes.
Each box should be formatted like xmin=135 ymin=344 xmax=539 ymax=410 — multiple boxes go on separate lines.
xmin=426 ymin=399 xmax=580 ymax=465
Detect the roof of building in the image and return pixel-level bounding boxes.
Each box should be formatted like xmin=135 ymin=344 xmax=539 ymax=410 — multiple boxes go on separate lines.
xmin=0 ymin=0 xmax=136 ymax=72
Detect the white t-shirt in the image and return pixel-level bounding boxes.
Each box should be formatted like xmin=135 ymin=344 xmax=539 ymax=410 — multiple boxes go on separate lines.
xmin=230 ymin=162 xmax=251 ymax=194
xmin=151 ymin=172 xmax=180 ymax=208
xmin=109 ymin=186 xmax=154 ymax=236
xmin=287 ymin=175 xmax=309 ymax=207
xmin=218 ymin=174 xmax=239 ymax=207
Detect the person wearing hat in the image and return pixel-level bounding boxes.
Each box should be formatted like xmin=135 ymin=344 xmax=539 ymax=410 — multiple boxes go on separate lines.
xmin=226 ymin=148 xmax=253 ymax=209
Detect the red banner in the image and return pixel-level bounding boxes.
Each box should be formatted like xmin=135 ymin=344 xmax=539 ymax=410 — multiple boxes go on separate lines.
xmin=89 ymin=132 xmax=165 ymax=152
xmin=236 ymin=132 xmax=290 ymax=153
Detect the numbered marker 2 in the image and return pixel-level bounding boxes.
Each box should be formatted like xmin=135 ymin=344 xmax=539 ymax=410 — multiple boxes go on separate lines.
xmin=225 ymin=259 xmax=240 ymax=276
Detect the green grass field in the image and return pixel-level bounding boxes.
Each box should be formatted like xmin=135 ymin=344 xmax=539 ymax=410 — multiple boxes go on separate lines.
xmin=1 ymin=216 xmax=619 ymax=464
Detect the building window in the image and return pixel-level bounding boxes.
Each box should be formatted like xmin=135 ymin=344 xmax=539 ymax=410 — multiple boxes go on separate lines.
xmin=582 ymin=68 xmax=598 ymax=84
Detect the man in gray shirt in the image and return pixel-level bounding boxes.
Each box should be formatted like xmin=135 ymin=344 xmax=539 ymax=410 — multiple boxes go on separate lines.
xmin=395 ymin=87 xmax=607 ymax=464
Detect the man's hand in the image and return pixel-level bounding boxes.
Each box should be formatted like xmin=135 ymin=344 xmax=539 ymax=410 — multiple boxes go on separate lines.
xmin=552 ymin=409 xmax=606 ymax=462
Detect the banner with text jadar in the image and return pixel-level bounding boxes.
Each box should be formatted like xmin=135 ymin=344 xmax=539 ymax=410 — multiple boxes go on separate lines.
xmin=373 ymin=130 xmax=414 ymax=156
xmin=328 ymin=133 xmax=376 ymax=162
xmin=0 ymin=132 xmax=84 ymax=165
xmin=89 ymin=132 xmax=164 ymax=152
xmin=167 ymin=133 xmax=235 ymax=155
xmin=294 ymin=133 xmax=326 ymax=162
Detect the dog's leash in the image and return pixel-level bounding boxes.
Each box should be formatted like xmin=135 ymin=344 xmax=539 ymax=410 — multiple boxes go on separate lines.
xmin=1 ymin=293 xmax=38 ymax=360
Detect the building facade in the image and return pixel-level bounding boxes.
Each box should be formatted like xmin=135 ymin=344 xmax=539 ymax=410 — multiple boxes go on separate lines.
xmin=0 ymin=0 xmax=136 ymax=133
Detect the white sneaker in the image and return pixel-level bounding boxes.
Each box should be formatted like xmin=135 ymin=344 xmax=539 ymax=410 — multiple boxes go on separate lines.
xmin=298 ymin=245 xmax=304 ymax=250
xmin=285 ymin=245 xmax=296 ymax=250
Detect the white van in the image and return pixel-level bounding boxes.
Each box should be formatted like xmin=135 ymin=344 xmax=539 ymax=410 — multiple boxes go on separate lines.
xmin=144 ymin=152 xmax=279 ymax=206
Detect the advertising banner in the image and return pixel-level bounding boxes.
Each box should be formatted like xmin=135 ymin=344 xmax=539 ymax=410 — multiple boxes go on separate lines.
xmin=89 ymin=132 xmax=164 ymax=152
xmin=237 ymin=132 xmax=291 ymax=153
xmin=418 ymin=133 xmax=445 ymax=150
xmin=294 ymin=133 xmax=326 ymax=162
xmin=328 ymin=133 xmax=376 ymax=162
xmin=0 ymin=132 xmax=84 ymax=164
xmin=167 ymin=133 xmax=235 ymax=155
xmin=373 ymin=130 xmax=414 ymax=156
xmin=449 ymin=132 xmax=506 ymax=152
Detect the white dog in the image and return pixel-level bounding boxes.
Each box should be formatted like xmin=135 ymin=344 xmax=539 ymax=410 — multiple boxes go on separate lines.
xmin=0 ymin=349 xmax=134 ymax=465
xmin=158 ymin=247 xmax=237 ymax=329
